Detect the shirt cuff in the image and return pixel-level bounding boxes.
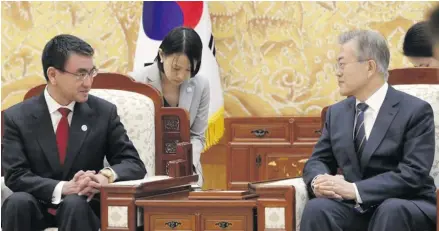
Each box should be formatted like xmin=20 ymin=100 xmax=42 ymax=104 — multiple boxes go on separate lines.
xmin=105 ymin=167 xmax=118 ymax=181
xmin=353 ymin=183 xmax=363 ymax=204
xmin=311 ymin=175 xmax=322 ymax=193
xmin=51 ymin=181 xmax=66 ymax=205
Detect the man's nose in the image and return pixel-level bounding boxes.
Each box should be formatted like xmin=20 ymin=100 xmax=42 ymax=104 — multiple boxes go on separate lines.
xmin=82 ymin=76 xmax=93 ymax=87
xmin=335 ymin=68 xmax=342 ymax=77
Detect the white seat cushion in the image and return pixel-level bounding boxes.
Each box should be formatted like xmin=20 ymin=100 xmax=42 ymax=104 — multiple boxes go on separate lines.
xmin=263 ymin=178 xmax=308 ymax=231
xmin=90 ymin=90 xmax=156 ymax=229
xmin=392 ymin=84 xmax=439 ymax=186
xmin=90 ymin=89 xmax=155 ymax=176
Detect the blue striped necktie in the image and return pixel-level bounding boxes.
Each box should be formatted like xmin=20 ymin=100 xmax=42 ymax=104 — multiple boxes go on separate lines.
xmin=354 ymin=103 xmax=369 ymax=156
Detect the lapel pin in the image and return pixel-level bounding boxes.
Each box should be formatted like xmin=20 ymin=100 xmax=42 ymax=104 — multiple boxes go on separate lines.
xmin=187 ymin=87 xmax=192 ymax=93
xmin=81 ymin=125 xmax=88 ymax=132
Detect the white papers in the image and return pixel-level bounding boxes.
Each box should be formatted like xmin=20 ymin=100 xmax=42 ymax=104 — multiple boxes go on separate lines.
xmin=191 ymin=184 xmax=202 ymax=191
xmin=263 ymin=178 xmax=304 ymax=186
xmin=110 ymin=175 xmax=171 ymax=186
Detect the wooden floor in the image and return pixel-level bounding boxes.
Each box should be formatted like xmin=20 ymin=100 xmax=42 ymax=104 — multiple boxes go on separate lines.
xmin=200 ymin=137 xmax=228 ymax=190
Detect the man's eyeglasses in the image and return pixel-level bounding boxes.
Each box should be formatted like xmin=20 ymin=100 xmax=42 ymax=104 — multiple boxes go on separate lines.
xmin=60 ymin=68 xmax=99 ymax=81
xmin=334 ymin=60 xmax=368 ymax=71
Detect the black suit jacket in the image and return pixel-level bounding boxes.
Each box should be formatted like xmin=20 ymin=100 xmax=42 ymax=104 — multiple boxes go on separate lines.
xmin=303 ymin=86 xmax=436 ymax=221
xmin=2 ymin=93 xmax=147 ymax=203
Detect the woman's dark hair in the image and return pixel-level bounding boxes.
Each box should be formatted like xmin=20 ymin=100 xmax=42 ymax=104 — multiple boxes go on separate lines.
xmin=403 ymin=21 xmax=433 ymax=57
xmin=155 ymin=27 xmax=203 ymax=78
xmin=429 ymin=6 xmax=439 ymax=45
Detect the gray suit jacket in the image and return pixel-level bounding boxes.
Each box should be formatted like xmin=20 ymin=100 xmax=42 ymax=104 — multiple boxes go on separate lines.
xmin=129 ymin=62 xmax=210 ymax=184
xmin=303 ymin=86 xmax=436 ymax=221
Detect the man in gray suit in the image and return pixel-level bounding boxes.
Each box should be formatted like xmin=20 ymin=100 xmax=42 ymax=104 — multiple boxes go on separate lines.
xmin=300 ymin=30 xmax=436 ymax=231
xmin=1 ymin=34 xmax=147 ymax=231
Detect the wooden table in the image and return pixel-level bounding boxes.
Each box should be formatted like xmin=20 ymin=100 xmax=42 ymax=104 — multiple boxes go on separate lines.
xmin=135 ymin=190 xmax=258 ymax=231
xmin=101 ymin=175 xmax=298 ymax=231
xmin=100 ymin=175 xmax=199 ymax=231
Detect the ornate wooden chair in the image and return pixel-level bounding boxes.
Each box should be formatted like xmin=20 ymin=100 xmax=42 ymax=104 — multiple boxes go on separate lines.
xmin=249 ymin=67 xmax=439 ymax=231
xmin=387 ymin=68 xmax=439 ymax=186
xmin=387 ymin=68 xmax=439 ymax=231
xmin=1 ymin=73 xmax=194 ymax=231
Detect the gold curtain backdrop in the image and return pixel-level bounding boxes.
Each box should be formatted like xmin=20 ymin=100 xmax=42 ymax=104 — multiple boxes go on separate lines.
xmin=1 ymin=1 xmax=434 ymax=117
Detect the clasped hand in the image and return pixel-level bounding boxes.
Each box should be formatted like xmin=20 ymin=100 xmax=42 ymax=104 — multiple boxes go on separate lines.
xmin=62 ymin=170 xmax=109 ymax=201
xmin=313 ymin=174 xmax=356 ymax=200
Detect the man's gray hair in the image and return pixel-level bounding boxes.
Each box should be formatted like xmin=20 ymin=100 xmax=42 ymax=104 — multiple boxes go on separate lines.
xmin=338 ymin=30 xmax=390 ymax=80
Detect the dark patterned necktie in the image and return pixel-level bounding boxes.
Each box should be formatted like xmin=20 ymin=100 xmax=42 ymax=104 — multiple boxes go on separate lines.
xmin=354 ymin=103 xmax=369 ymax=156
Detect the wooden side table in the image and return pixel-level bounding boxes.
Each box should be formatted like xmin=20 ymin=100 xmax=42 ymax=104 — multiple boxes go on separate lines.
xmin=135 ymin=191 xmax=258 ymax=231
xmin=100 ymin=174 xmax=198 ymax=231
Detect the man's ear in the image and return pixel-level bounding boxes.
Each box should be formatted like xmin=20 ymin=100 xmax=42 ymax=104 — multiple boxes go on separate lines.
xmin=47 ymin=67 xmax=58 ymax=85
xmin=367 ymin=60 xmax=377 ymax=78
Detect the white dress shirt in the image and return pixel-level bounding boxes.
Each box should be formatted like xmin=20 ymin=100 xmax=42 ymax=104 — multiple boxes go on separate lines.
xmin=44 ymin=87 xmax=75 ymax=204
xmin=44 ymin=87 xmax=117 ymax=204
xmin=312 ymin=82 xmax=388 ymax=203
xmin=352 ymin=82 xmax=388 ymax=203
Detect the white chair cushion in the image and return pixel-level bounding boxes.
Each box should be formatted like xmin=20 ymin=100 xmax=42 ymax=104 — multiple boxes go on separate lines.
xmin=1 ymin=177 xmax=12 ymax=205
xmin=392 ymin=84 xmax=439 ymax=186
xmin=259 ymin=178 xmax=309 ymax=231
xmin=90 ymin=89 xmax=155 ymax=176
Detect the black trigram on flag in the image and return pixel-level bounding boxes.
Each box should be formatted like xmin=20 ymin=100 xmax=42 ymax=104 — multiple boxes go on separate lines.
xmin=208 ymin=34 xmax=216 ymax=57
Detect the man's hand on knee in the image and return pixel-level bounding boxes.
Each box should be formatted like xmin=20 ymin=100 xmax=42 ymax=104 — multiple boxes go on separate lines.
xmin=314 ymin=174 xmax=356 ymax=200
xmin=76 ymin=172 xmax=110 ymax=202
xmin=313 ymin=174 xmax=344 ymax=199
xmin=78 ymin=173 xmax=108 ymax=201
xmin=61 ymin=170 xmax=97 ymax=196
xmin=62 ymin=170 xmax=111 ymax=202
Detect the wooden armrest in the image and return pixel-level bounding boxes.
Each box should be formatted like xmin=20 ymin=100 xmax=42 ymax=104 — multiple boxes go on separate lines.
xmin=164 ymin=142 xmax=192 ymax=177
xmin=167 ymin=159 xmax=187 ymax=177
xmin=176 ymin=142 xmax=193 ymax=176
xmin=166 ymin=141 xmax=195 ymax=177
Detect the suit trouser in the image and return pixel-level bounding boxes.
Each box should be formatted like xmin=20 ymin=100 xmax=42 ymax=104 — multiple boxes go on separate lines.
xmin=300 ymin=197 xmax=435 ymax=231
xmin=1 ymin=192 xmax=100 ymax=231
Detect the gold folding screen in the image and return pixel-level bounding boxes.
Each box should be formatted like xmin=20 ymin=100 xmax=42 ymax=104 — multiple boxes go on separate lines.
xmin=1 ymin=1 xmax=433 ymax=116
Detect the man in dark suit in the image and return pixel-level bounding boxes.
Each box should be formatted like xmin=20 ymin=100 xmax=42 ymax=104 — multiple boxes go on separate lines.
xmin=300 ymin=30 xmax=436 ymax=231
xmin=1 ymin=34 xmax=147 ymax=231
